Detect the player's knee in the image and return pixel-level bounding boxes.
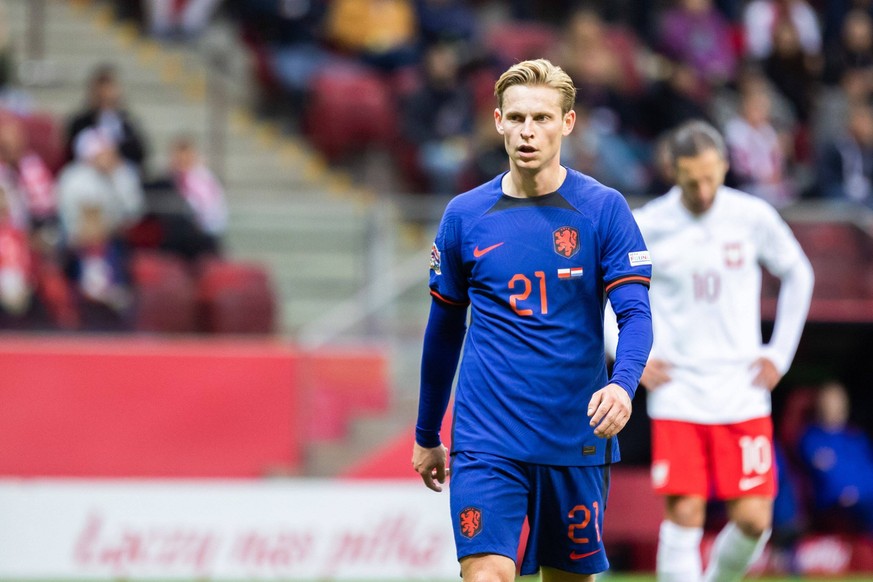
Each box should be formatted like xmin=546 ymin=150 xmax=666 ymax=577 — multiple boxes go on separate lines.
xmin=460 ymin=555 xmax=516 ymax=582
xmin=734 ymin=513 xmax=772 ymax=538
xmin=463 ymin=568 xmax=514 ymax=582
xmin=666 ymin=496 xmax=706 ymax=528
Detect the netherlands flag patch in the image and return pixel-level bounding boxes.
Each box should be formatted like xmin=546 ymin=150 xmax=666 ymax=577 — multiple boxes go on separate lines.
xmin=558 ymin=267 xmax=584 ymax=279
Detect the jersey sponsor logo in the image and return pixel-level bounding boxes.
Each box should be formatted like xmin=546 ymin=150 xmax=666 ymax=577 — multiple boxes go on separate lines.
xmin=430 ymin=243 xmax=441 ymax=275
xmin=724 ymin=242 xmax=744 ymax=268
xmin=473 ymin=242 xmax=504 ymax=258
xmin=553 ymin=226 xmax=580 ymax=258
xmin=459 ymin=506 xmax=483 ymax=538
xmin=628 ymin=250 xmax=652 ymax=266
xmin=569 ymin=548 xmax=602 ymax=560
xmin=558 ymin=267 xmax=584 ymax=279
xmin=738 ymin=475 xmax=767 ymax=491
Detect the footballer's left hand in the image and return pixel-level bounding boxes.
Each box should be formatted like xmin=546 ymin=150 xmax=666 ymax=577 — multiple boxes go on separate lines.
xmin=751 ymin=357 xmax=781 ymax=391
xmin=588 ymin=383 xmax=632 ymax=438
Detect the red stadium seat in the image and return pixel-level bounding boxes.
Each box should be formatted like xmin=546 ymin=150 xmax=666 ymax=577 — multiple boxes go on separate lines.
xmin=777 ymin=386 xmax=817 ymax=454
xmin=19 ymin=113 xmax=65 ymax=175
xmin=791 ymin=222 xmax=868 ymax=263
xmin=196 ymin=259 xmax=276 ymax=334
xmin=131 ymin=251 xmax=198 ymax=333
xmin=302 ymin=64 xmax=396 ymax=161
xmin=484 ymin=22 xmax=560 ymax=68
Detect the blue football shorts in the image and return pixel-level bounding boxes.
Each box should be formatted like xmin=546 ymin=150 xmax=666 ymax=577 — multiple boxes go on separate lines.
xmin=449 ymin=451 xmax=611 ymax=576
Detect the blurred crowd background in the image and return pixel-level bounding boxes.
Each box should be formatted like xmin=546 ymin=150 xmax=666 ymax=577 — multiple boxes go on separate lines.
xmin=1 ymin=0 xmax=873 ymax=574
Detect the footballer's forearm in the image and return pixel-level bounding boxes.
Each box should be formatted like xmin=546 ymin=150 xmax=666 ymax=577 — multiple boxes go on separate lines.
xmin=415 ymin=298 xmax=467 ymax=448
xmin=608 ymin=283 xmax=653 ymax=399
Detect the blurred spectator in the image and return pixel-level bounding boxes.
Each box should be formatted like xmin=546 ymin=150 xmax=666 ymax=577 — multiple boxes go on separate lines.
xmin=646 ymin=131 xmax=676 ymax=196
xmin=0 ymin=4 xmax=11 ymax=93
xmin=57 ymin=128 xmax=145 ymax=243
xmin=711 ymin=67 xmax=797 ymax=138
xmin=324 ymin=0 xmax=419 ymax=71
xmin=169 ymin=137 xmax=226 ymax=241
xmin=62 ymin=202 xmax=132 ymax=332
xmin=816 ymin=100 xmax=873 ymax=208
xmin=743 ymin=0 xmax=821 ymax=61
xmin=560 ymin=5 xmax=645 ymax=129
xmin=401 ymin=42 xmax=474 ymax=195
xmin=0 ymin=5 xmax=31 ymax=115
xmin=0 ymin=183 xmax=34 ymax=322
xmin=231 ymin=0 xmax=334 ymax=110
xmin=66 ymin=65 xmax=148 ymax=171
xmin=144 ymin=0 xmax=224 ymax=40
xmin=656 ymin=0 xmax=738 ymax=88
xmin=723 ymin=82 xmax=797 ymax=206
xmin=798 ymin=380 xmax=873 ymax=534
xmin=763 ymin=19 xmax=820 ymax=123
xmin=460 ymin=115 xmax=507 ymax=191
xmin=639 ymin=60 xmax=712 ymax=138
xmin=0 ymin=118 xmax=58 ymax=233
xmin=415 ymin=0 xmax=476 ymax=45
xmin=562 ymin=104 xmax=650 ymax=196
xmin=132 ymin=138 xmax=224 ymax=261
xmin=823 ymin=9 xmax=873 ymax=86
xmin=813 ymin=66 xmax=873 ymax=147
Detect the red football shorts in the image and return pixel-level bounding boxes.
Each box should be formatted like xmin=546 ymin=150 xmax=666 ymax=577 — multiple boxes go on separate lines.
xmin=650 ymin=417 xmax=776 ymax=499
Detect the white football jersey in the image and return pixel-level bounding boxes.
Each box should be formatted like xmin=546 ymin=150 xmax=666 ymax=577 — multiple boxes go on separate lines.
xmin=632 ymin=186 xmax=812 ymax=423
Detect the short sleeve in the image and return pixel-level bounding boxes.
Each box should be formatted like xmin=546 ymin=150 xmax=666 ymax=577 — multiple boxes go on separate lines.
xmin=756 ymin=203 xmax=806 ymax=277
xmin=600 ymin=194 xmax=652 ymax=294
xmin=429 ymin=206 xmax=470 ymax=307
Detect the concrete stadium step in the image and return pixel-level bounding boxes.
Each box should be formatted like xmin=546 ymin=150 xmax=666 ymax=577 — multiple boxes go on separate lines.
xmin=304 ymin=395 xmax=420 ymax=477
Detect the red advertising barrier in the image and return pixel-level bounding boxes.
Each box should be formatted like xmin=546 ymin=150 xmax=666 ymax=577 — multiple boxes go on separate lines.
xmin=0 ymin=336 xmax=388 ymax=478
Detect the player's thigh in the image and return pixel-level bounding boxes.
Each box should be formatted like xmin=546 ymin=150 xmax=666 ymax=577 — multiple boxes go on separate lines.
xmin=460 ymin=553 xmax=516 ymax=582
xmin=725 ymin=495 xmax=773 ymax=537
xmin=521 ymin=464 xmax=610 ymax=577
xmin=711 ymin=417 xmax=776 ymax=500
xmin=651 ymin=419 xmax=709 ymax=496
xmin=450 ymin=452 xmax=529 ymax=564
xmin=540 ymin=566 xmax=595 ymax=582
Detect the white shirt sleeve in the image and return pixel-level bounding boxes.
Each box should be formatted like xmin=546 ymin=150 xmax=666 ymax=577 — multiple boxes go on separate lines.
xmin=756 ymin=206 xmax=814 ymax=374
xmin=603 ymin=299 xmax=618 ymax=361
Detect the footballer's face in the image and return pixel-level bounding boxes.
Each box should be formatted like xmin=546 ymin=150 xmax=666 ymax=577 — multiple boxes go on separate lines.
xmin=495 ymin=84 xmax=575 ymax=174
xmin=675 ymin=147 xmax=729 ymax=215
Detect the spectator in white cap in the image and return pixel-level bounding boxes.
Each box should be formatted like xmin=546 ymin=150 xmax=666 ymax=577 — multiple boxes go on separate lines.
xmin=56 ymin=127 xmax=144 ymax=244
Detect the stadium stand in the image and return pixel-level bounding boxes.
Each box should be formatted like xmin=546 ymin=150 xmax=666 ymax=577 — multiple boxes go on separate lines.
xmin=3 ymin=0 xmax=873 ymax=577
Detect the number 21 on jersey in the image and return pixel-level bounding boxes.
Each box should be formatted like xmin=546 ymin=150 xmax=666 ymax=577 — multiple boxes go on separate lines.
xmin=508 ymin=271 xmax=548 ymax=316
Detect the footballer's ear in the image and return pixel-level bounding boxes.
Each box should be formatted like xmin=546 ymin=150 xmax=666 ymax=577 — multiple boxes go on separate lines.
xmin=562 ymin=109 xmax=576 ymax=136
xmin=494 ymin=108 xmax=504 ymax=134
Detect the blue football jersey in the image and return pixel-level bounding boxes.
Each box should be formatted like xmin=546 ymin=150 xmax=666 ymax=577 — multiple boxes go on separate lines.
xmin=429 ymin=169 xmax=652 ymax=466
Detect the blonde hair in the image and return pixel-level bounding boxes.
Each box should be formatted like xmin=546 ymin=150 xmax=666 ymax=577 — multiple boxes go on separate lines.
xmin=494 ymin=59 xmax=577 ymax=115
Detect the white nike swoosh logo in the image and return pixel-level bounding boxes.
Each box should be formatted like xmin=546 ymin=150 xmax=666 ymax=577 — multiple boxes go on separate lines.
xmin=738 ymin=476 xmax=766 ymax=491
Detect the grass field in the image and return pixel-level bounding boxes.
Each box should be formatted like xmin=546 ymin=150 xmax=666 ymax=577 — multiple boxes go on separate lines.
xmin=596 ymin=576 xmax=873 ymax=582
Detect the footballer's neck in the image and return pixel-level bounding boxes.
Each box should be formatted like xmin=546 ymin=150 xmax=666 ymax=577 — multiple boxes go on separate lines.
xmin=504 ymin=163 xmax=566 ymax=198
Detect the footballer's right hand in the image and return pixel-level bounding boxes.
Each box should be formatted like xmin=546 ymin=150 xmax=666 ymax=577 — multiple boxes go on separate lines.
xmin=412 ymin=442 xmax=450 ymax=492
xmin=640 ymin=359 xmax=672 ymax=391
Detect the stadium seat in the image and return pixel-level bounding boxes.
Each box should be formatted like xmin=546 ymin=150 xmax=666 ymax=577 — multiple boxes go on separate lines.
xmin=791 ymin=222 xmax=867 ymax=263
xmin=302 ymin=64 xmax=397 ymax=161
xmin=196 ymin=259 xmax=276 ymax=334
xmin=484 ymin=22 xmax=560 ymax=69
xmin=34 ymin=259 xmax=78 ymax=330
xmin=19 ymin=112 xmax=66 ymax=175
xmin=777 ymin=386 xmax=817 ymax=456
xmin=131 ymin=251 xmax=198 ymax=333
